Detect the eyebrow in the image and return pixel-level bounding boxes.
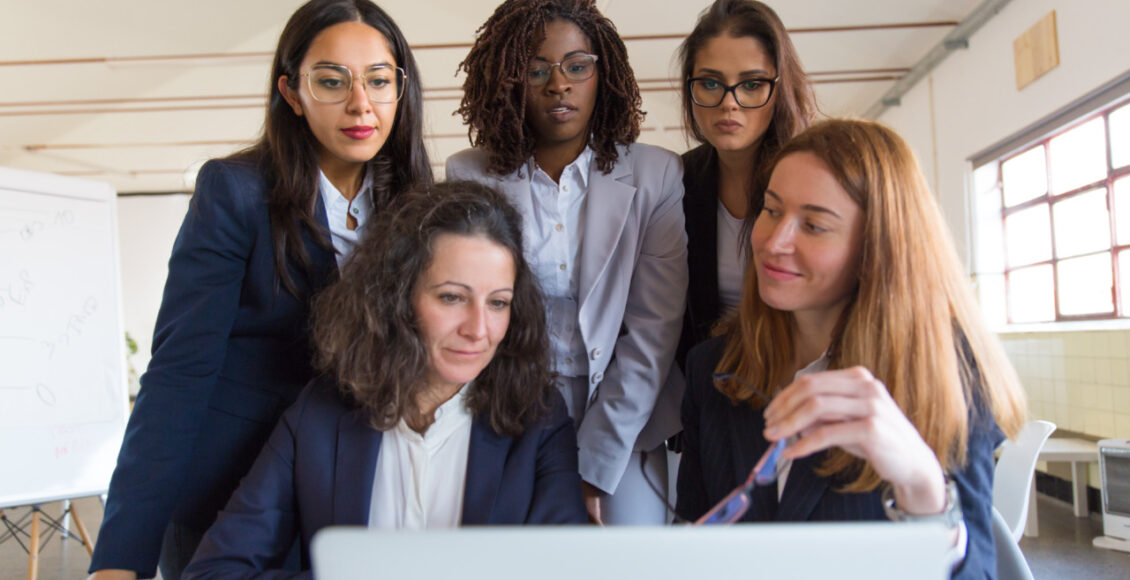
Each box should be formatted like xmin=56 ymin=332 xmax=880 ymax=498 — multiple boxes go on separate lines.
xmin=430 ymin=281 xmax=515 ymax=294
xmin=533 ymin=49 xmax=590 ymax=62
xmin=764 ymin=190 xmax=843 ymax=219
xmin=695 ymin=67 xmax=775 ymax=77
xmin=312 ymin=60 xmax=394 ymax=69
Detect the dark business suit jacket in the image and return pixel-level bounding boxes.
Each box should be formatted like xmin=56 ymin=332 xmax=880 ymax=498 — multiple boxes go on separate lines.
xmin=91 ymin=159 xmax=338 ymax=577
xmin=677 ymin=144 xmax=724 ymax=371
xmin=182 ymin=379 xmax=588 ymax=579
xmin=676 ymin=337 xmax=1003 ymax=580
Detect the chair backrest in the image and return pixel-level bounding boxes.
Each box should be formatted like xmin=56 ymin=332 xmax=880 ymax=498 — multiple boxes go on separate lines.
xmin=991 ymin=506 xmax=1036 ymax=580
xmin=993 ymin=419 xmax=1056 ymax=542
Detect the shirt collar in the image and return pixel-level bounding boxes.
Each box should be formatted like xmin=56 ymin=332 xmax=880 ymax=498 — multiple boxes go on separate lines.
xmin=528 ymin=146 xmax=594 ymax=188
xmin=318 ymin=167 xmax=373 ymax=210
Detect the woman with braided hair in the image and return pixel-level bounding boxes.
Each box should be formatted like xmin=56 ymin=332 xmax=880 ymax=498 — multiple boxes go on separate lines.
xmin=447 ymin=0 xmax=688 ymax=525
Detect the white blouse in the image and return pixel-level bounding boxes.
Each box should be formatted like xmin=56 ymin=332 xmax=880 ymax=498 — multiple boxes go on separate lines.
xmin=318 ymin=169 xmax=373 ymax=268
xmin=368 ymin=386 xmax=473 ymax=529
xmin=716 ymin=201 xmax=746 ymax=313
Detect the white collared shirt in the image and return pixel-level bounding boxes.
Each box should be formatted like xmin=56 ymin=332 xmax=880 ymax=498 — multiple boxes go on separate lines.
xmin=716 ymin=200 xmax=746 ymax=312
xmin=777 ymin=352 xmax=831 ymax=500
xmin=368 ymin=386 xmax=473 ymax=530
xmin=525 ymin=148 xmax=593 ymax=378
xmin=318 ymin=169 xmax=373 ymax=268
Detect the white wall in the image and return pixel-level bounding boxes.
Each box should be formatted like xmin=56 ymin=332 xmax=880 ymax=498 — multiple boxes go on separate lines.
xmin=879 ymin=0 xmax=1130 ymax=487
xmin=879 ymin=0 xmax=1130 ymax=268
xmin=117 ymin=194 xmax=191 ymax=393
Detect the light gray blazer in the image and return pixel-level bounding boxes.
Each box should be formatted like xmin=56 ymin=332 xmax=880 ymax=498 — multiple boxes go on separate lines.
xmin=446 ymin=144 xmax=688 ymax=495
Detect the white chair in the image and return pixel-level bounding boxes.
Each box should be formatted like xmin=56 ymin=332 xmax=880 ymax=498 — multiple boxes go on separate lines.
xmin=993 ymin=419 xmax=1056 ymax=542
xmin=991 ymin=506 xmax=1036 ymax=580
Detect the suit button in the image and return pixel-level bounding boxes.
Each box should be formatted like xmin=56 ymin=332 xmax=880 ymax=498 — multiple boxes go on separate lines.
xmin=591 ymin=372 xmax=603 ymax=384
xmin=590 ymin=348 xmax=602 ymax=360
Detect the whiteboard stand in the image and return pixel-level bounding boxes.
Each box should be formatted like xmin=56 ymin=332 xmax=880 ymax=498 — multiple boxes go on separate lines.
xmin=0 ymin=502 xmax=94 ymax=580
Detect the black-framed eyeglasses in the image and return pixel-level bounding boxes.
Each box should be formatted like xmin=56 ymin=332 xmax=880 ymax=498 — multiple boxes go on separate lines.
xmin=301 ymin=63 xmax=406 ymax=104
xmin=696 ymin=373 xmax=790 ymax=525
xmin=687 ymin=77 xmax=778 ymax=109
xmin=527 ymin=54 xmax=599 ymax=87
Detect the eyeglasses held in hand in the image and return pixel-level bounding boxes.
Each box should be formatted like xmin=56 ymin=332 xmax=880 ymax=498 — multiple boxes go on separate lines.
xmin=527 ymin=54 xmax=599 ymax=87
xmin=301 ymin=63 xmax=406 ymax=104
xmin=696 ymin=373 xmax=790 ymax=525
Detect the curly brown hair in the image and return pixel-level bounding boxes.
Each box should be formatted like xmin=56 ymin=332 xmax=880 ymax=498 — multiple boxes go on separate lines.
xmin=311 ymin=181 xmax=553 ymax=436
xmin=456 ymin=0 xmax=643 ymax=176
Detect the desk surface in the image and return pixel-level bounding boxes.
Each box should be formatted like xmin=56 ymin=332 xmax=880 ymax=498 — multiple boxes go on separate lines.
xmin=1040 ymin=438 xmax=1098 ymax=461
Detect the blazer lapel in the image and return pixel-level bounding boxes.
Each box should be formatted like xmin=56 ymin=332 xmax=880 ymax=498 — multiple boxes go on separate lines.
xmin=461 ymin=416 xmax=512 ymax=525
xmin=774 ymin=452 xmax=830 ymax=522
xmin=332 ymin=408 xmax=383 ymax=526
xmin=305 ymin=194 xmax=338 ymax=291
xmin=577 ymin=155 xmax=636 ymax=313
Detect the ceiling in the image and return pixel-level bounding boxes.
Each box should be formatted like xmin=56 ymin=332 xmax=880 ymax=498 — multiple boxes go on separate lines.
xmin=0 ymin=0 xmax=987 ymax=193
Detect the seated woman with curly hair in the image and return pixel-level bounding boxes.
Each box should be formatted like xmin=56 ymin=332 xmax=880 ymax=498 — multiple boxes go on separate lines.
xmin=183 ymin=181 xmax=587 ymax=578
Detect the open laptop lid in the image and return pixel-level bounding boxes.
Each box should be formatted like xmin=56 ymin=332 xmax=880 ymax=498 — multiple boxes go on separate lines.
xmin=312 ymin=523 xmax=950 ymax=580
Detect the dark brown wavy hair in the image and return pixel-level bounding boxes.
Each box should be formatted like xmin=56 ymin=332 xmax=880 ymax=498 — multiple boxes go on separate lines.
xmin=679 ymin=0 xmax=815 ymax=215
xmin=456 ymin=0 xmax=643 ymax=176
xmin=231 ymin=0 xmax=432 ymax=298
xmin=312 ymin=181 xmax=553 ymax=436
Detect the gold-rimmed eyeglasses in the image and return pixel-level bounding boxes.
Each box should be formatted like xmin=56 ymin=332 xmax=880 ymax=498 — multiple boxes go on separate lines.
xmin=300 ymin=63 xmax=406 ymax=104
xmin=527 ymin=54 xmax=599 ymax=87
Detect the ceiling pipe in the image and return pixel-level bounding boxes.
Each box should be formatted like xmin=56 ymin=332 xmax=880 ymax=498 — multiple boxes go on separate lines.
xmin=864 ymin=0 xmax=1013 ymax=119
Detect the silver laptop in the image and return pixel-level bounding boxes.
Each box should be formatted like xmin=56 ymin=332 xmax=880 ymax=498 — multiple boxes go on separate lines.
xmin=312 ymin=523 xmax=951 ymax=580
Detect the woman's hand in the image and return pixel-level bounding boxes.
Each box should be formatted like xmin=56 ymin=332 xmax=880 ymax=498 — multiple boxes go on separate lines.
xmin=87 ymin=570 xmax=137 ymax=580
xmin=763 ymin=366 xmax=947 ymax=515
xmin=581 ymin=481 xmax=604 ymax=525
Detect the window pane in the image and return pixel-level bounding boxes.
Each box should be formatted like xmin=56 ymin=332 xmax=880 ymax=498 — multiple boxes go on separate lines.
xmin=975 ymin=186 xmax=1005 ymax=273
xmin=973 ymin=163 xmax=999 ymax=195
xmin=1049 ymin=117 xmax=1107 ymax=195
xmin=1008 ymin=264 xmax=1055 ymax=323
xmin=1058 ymin=252 xmax=1113 ymax=316
xmin=1052 ymin=188 xmax=1110 ymax=258
xmin=1001 ymin=146 xmax=1047 ymax=207
xmin=1004 ymin=204 xmax=1052 ymax=267
xmin=1114 ymin=177 xmax=1130 ymax=245
xmin=1112 ymin=102 xmax=1130 ymax=170
xmin=1118 ymin=250 xmax=1130 ymax=316
xmin=977 ymin=273 xmax=1007 ymax=327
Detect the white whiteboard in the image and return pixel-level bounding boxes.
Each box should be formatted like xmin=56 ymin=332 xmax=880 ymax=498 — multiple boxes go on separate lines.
xmin=0 ymin=166 xmax=129 ymax=508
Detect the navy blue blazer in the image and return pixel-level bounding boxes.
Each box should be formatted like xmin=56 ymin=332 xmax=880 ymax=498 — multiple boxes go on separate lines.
xmin=676 ymin=337 xmax=1003 ymax=580
xmin=182 ymin=379 xmax=588 ymax=579
xmin=91 ymin=159 xmax=338 ymax=577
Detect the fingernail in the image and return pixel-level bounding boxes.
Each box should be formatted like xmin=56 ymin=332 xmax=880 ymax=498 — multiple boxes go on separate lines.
xmin=764 ymin=426 xmax=778 ymax=438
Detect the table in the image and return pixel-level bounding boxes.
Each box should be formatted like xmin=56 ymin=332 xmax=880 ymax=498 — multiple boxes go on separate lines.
xmin=1026 ymin=437 xmax=1099 ymax=537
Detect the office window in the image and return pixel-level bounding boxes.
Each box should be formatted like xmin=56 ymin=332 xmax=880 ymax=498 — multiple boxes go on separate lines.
xmin=973 ymin=99 xmax=1130 ymax=324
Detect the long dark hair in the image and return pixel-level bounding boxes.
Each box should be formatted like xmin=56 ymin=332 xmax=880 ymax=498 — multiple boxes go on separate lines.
xmin=233 ymin=0 xmax=432 ymax=297
xmin=678 ymin=0 xmax=815 ymax=213
xmin=312 ymin=181 xmax=553 ymax=436
xmin=456 ymin=0 xmax=643 ymax=176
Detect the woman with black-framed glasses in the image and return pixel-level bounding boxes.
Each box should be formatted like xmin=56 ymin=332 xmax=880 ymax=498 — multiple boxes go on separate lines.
xmin=88 ymin=2 xmax=431 ymax=579
xmin=674 ymin=0 xmax=816 ymax=372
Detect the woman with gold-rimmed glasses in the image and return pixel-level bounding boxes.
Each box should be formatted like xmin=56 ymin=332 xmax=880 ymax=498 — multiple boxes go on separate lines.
xmin=88 ymin=2 xmax=430 ymax=579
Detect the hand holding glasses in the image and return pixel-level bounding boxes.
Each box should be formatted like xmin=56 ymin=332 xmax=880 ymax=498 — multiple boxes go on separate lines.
xmin=695 ymin=372 xmax=789 ymax=525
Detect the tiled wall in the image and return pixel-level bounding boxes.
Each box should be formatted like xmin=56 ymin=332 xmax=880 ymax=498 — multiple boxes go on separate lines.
xmin=1000 ymin=329 xmax=1130 ymax=485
